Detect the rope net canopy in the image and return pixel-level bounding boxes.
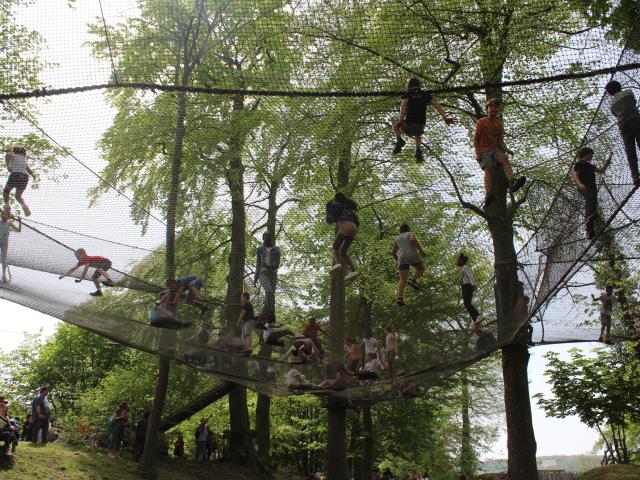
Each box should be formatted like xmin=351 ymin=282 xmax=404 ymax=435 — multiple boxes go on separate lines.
xmin=0 ymin=0 xmax=639 ymax=401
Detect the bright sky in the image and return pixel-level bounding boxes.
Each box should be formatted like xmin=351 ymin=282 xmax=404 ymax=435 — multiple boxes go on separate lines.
xmin=0 ymin=0 xmax=604 ymax=461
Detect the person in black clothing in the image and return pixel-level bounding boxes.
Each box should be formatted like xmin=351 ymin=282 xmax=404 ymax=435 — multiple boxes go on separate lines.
xmin=133 ymin=411 xmax=149 ymax=462
xmin=573 ymin=147 xmax=612 ymax=239
xmin=393 ymin=77 xmax=455 ymax=163
xmin=328 ymin=192 xmax=360 ymax=282
xmin=21 ymin=413 xmax=33 ymax=441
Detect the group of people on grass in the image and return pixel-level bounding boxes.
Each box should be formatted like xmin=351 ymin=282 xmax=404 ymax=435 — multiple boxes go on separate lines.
xmin=0 ymin=386 xmax=53 ymax=460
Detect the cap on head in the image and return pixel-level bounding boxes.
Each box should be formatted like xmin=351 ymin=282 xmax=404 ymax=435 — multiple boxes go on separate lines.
xmin=399 ymin=223 xmax=410 ymax=233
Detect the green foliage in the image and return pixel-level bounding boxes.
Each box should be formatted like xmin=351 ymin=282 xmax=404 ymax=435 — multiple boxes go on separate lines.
xmin=535 ymin=346 xmax=640 ymax=463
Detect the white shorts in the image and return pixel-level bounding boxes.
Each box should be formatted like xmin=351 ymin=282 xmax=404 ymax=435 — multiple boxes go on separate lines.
xmin=242 ymin=320 xmax=255 ymax=338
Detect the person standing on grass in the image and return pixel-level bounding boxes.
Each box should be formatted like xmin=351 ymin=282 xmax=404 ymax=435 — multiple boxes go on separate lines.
xmin=108 ymin=401 xmax=129 ymax=457
xmin=31 ymin=386 xmax=51 ymax=444
xmin=391 ymin=223 xmax=426 ymax=306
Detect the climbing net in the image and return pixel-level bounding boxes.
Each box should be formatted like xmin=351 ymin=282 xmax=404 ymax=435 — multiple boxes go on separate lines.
xmin=0 ymin=0 xmax=639 ymax=400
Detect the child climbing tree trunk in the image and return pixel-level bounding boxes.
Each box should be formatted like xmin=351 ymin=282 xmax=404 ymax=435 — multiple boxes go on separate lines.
xmin=326 ymin=137 xmax=352 ymax=480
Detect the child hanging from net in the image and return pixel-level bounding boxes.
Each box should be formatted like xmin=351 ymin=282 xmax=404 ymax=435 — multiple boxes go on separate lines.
xmin=593 ymin=286 xmax=617 ymax=342
xmin=392 ymin=78 xmax=455 ymax=163
xmin=605 ymin=80 xmax=640 ymax=187
xmin=58 ymin=248 xmax=116 ymax=296
xmin=457 ymin=253 xmax=486 ymax=330
xmin=4 ymin=145 xmax=36 ymax=217
xmin=474 ymin=99 xmax=526 ymax=206
xmin=0 ymin=206 xmax=21 ymax=283
xmin=327 ymin=192 xmax=359 ymax=283
xmin=573 ymin=147 xmax=612 ymax=240
xmin=391 ymin=223 xmax=426 ymax=306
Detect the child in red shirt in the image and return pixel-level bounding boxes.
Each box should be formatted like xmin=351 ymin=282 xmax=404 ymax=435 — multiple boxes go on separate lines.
xmin=474 ymin=99 xmax=525 ymax=206
xmin=59 ymin=248 xmax=115 ymax=296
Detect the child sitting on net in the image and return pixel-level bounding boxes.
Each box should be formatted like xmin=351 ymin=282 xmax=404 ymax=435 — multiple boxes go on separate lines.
xmin=149 ymin=280 xmax=192 ymax=329
xmin=0 ymin=206 xmax=21 ymax=283
xmin=474 ymin=99 xmax=526 ymax=206
xmin=392 ymin=78 xmax=455 ymax=163
xmin=4 ymin=145 xmax=36 ymax=217
xmin=58 ymin=248 xmax=116 ymax=296
xmin=573 ymin=147 xmax=612 ymax=240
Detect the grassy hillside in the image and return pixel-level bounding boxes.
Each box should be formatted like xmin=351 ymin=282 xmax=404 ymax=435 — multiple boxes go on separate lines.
xmin=576 ymin=464 xmax=640 ymax=480
xmin=2 ymin=442 xmax=300 ymax=480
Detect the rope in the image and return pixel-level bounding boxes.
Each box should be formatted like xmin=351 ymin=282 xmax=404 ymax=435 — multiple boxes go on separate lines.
xmin=0 ymin=62 xmax=638 ymax=101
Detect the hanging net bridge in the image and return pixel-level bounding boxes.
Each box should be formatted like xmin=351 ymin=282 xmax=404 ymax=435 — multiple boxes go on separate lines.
xmin=1 ymin=0 xmax=640 ymax=402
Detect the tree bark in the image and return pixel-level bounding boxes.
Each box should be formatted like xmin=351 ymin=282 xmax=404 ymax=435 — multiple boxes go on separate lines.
xmin=361 ymin=405 xmax=374 ymax=480
xmin=485 ymin=169 xmax=539 ymax=480
xmin=223 ymin=93 xmax=254 ymax=465
xmin=460 ymin=373 xmax=474 ymax=478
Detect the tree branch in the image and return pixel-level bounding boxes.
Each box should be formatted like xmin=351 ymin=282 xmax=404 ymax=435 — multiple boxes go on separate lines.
xmin=429 ymin=146 xmax=487 ymax=219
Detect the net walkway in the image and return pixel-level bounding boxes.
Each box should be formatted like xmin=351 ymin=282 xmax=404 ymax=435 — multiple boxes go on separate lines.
xmin=0 ymin=0 xmax=639 ymax=401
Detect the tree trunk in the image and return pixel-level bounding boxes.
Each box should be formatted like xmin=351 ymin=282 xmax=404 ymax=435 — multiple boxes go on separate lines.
xmin=326 ymin=264 xmax=349 ymax=480
xmin=361 ymin=405 xmax=374 ymax=480
xmin=223 ymin=93 xmax=254 ymax=465
xmin=255 ymin=179 xmax=279 ymax=463
xmin=326 ymin=137 xmax=351 ymax=480
xmin=460 ymin=373 xmax=474 ymax=478
xmin=138 ymin=89 xmax=188 ymax=479
xmin=485 ymin=166 xmax=538 ymax=480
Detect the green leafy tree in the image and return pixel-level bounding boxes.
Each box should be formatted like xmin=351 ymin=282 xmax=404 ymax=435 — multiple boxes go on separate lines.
xmin=535 ymin=346 xmax=640 ymax=464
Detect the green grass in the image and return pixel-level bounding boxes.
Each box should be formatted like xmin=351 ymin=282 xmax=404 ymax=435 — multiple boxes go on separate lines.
xmin=576 ymin=464 xmax=640 ymax=480
xmin=3 ymin=442 xmax=300 ymax=480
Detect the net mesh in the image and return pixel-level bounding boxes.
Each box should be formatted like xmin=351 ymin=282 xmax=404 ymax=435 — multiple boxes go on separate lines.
xmin=0 ymin=0 xmax=639 ymax=401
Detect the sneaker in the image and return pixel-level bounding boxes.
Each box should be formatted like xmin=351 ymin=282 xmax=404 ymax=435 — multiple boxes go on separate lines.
xmin=415 ymin=149 xmax=424 ymax=164
xmin=509 ymin=176 xmax=526 ymax=193
xmin=90 ymin=290 xmax=103 ymax=297
xmin=102 ymin=279 xmax=116 ymax=287
xmin=396 ymin=297 xmax=405 ymax=306
xmin=22 ymin=204 xmax=31 ymax=217
xmin=392 ymin=137 xmax=406 ymax=154
xmin=407 ymin=278 xmax=421 ymax=291
xmin=344 ymin=271 xmax=359 ymax=283
xmin=472 ymin=314 xmax=486 ymax=331
xmin=329 ymin=264 xmax=343 ymax=273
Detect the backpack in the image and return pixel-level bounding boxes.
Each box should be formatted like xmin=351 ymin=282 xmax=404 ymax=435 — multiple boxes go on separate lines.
xmin=326 ymin=201 xmax=342 ymax=224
